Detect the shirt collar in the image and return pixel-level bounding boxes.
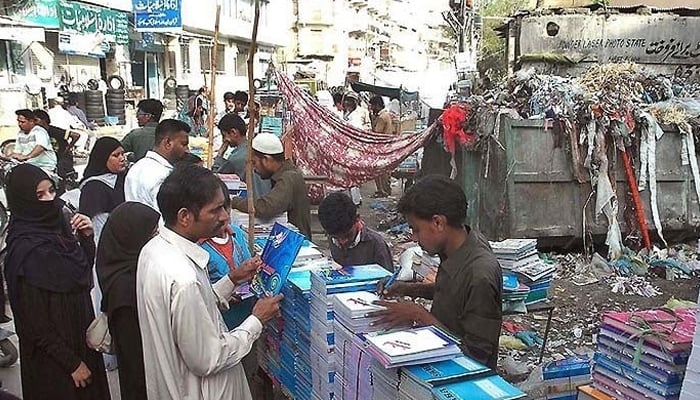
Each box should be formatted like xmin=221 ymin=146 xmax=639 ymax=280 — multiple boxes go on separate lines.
xmin=439 ymin=226 xmax=476 ymax=278
xmin=144 ymin=122 xmax=159 ymax=128
xmin=145 ymin=151 xmax=173 ymax=169
xmin=271 ymin=160 xmax=294 ymax=183
xmin=159 ymin=227 xmax=210 ymax=270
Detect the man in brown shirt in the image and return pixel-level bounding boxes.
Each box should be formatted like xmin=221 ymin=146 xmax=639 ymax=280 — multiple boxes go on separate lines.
xmin=318 ymin=192 xmax=393 ymax=270
xmin=230 ymin=133 xmax=312 ymax=238
xmin=369 ymin=95 xmax=395 ymax=198
xmin=371 ymin=175 xmax=502 ymax=369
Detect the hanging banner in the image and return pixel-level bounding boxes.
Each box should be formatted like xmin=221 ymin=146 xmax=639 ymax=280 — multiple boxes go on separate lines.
xmin=13 ymin=0 xmax=60 ymax=29
xmin=58 ymin=0 xmax=129 ymax=44
xmin=132 ymin=0 xmax=182 ymax=31
xmin=58 ymin=31 xmax=110 ymax=58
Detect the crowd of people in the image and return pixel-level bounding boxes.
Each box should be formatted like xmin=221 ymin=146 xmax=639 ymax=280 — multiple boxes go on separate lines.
xmin=1 ymin=88 xmax=503 ymax=400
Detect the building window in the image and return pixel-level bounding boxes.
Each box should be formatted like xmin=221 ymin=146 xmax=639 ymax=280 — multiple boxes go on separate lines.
xmin=167 ymin=50 xmax=176 ymax=77
xmin=236 ymin=46 xmax=249 ymax=76
xmin=201 ymin=43 xmax=226 ymax=74
xmin=180 ymin=42 xmax=190 ymax=73
xmin=200 ymin=43 xmax=211 ymax=73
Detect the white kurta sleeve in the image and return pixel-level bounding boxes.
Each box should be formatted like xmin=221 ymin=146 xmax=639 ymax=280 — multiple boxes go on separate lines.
xmin=170 ymin=281 xmax=262 ymax=377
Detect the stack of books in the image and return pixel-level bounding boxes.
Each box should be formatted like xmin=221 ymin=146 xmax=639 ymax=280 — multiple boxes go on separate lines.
xmin=309 ymin=265 xmax=393 ymax=400
xmin=542 ymin=357 xmax=592 ymax=400
xmin=680 ymin=304 xmax=700 ymax=399
xmin=502 ymin=273 xmax=530 ymax=313
xmin=216 ymin=173 xmax=247 ymax=197
xmin=362 ymin=326 xmax=463 ymax=369
xmin=490 ymin=238 xmax=555 ymax=305
xmin=398 ymin=355 xmax=491 ymax=399
xmin=592 ymin=308 xmax=697 ymax=400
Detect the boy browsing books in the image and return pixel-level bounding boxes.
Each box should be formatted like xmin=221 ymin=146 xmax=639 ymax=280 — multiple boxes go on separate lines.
xmin=370 ymin=175 xmax=503 ymax=369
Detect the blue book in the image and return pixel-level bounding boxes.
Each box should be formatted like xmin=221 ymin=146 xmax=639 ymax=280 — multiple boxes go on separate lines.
xmin=311 ymin=264 xmax=392 ymax=290
xmin=403 ymin=356 xmax=491 ymax=387
xmin=432 ymin=375 xmax=526 ymax=400
xmin=252 ymin=223 xmax=306 ymax=297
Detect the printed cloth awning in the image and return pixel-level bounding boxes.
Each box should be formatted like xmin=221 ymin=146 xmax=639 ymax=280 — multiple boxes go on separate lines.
xmin=276 ymin=71 xmax=436 ymax=190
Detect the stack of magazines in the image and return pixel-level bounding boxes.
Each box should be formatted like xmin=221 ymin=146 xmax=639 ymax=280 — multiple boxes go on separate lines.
xmin=309 ymin=265 xmax=392 ymax=400
xmin=490 ymin=238 xmax=555 ymax=305
xmin=362 ymin=326 xmax=462 ymax=369
xmin=593 ymin=308 xmax=696 ymax=400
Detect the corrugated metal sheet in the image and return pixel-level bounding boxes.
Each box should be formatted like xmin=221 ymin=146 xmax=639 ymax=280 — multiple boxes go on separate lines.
xmin=541 ymin=0 xmax=700 ymax=10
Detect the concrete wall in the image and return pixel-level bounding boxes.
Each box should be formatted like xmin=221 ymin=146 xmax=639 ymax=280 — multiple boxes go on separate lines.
xmin=513 ymin=13 xmax=700 ymax=80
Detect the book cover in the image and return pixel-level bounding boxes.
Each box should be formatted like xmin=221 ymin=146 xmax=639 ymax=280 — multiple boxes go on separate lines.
xmin=403 ymin=355 xmax=491 ymax=386
xmin=311 ymin=264 xmax=392 ymax=289
xmin=601 ymin=308 xmax=696 ymax=352
xmin=251 ymin=223 xmax=306 ymax=297
xmin=432 ymin=375 xmax=526 ymax=400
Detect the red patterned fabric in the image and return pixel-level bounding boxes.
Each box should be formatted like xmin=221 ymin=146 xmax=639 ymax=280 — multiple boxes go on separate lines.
xmin=441 ymin=104 xmax=474 ymax=153
xmin=276 ymin=71 xmax=436 ymax=190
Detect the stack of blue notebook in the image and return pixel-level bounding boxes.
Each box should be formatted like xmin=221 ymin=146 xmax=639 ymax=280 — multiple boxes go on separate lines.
xmin=399 ymin=356 xmax=491 ymax=399
xmin=309 ymin=265 xmax=392 ymax=400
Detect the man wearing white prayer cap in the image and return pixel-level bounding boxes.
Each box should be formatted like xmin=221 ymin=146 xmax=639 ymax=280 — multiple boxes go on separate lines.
xmin=230 ymin=133 xmax=312 ymax=238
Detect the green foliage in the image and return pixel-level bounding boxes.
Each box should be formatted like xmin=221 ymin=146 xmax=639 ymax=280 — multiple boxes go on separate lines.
xmin=479 ymin=0 xmax=534 ymax=80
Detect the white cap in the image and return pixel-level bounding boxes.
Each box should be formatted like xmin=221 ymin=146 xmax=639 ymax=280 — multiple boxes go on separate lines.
xmin=252 ymin=133 xmax=284 ymax=155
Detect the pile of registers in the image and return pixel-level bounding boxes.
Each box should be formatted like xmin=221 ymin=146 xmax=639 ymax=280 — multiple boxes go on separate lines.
xmin=490 ymin=239 xmax=556 ymax=311
xmin=254 ymin=234 xmax=529 ymax=399
xmin=587 ymin=307 xmax=697 ymax=400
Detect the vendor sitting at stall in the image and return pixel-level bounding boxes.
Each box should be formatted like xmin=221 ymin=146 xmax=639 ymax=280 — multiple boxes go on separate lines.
xmin=318 ymin=192 xmax=393 ymax=270
xmin=371 ymin=175 xmax=502 ymax=369
xmin=230 ymin=133 xmax=312 ymax=238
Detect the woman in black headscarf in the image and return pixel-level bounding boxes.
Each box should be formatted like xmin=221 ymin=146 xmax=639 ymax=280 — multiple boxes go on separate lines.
xmin=79 ymin=136 xmax=127 ymax=244
xmin=4 ymin=164 xmax=110 ymax=400
xmin=96 ymin=202 xmax=158 ymax=400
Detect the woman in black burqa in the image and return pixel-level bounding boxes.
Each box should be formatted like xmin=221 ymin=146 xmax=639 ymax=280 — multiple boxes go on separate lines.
xmin=96 ymin=202 xmax=159 ymax=400
xmin=4 ymin=164 xmax=110 ymax=399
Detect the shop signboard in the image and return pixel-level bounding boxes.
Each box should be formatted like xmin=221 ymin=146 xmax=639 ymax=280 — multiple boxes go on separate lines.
xmin=13 ymin=0 xmax=60 ymax=29
xmin=133 ymin=0 xmax=182 ymax=32
xmin=58 ymin=1 xmax=129 ymax=44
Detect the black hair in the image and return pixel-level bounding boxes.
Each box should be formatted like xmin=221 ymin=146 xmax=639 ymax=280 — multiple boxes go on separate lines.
xmin=137 ymin=99 xmax=164 ymax=121
xmin=198 ymin=86 xmax=208 ymax=94
xmin=218 ymin=113 xmax=246 ymax=134
xmin=67 ymin=94 xmax=79 ymax=105
xmin=369 ymin=95 xmax=385 ymax=109
xmin=155 ymin=119 xmax=191 ymax=146
xmin=15 ymin=109 xmax=35 ymax=120
xmin=178 ymin=152 xmax=203 ymax=166
xmin=223 ymin=91 xmax=235 ymax=100
xmin=332 ymin=93 xmax=343 ymax=104
xmin=253 ymin=149 xmax=285 ymax=162
xmin=318 ymin=192 xmax=357 ymax=235
xmin=233 ymin=91 xmax=249 ymax=103
xmin=397 ymin=175 xmax=467 ymax=228
xmin=157 ymin=164 xmax=223 ymax=227
xmin=218 ymin=179 xmax=231 ymax=210
xmin=33 ymin=109 xmax=50 ymax=123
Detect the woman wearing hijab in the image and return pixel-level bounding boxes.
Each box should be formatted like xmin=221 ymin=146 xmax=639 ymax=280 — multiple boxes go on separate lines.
xmin=79 ymin=137 xmax=127 ymax=243
xmin=4 ymin=164 xmax=110 ymax=400
xmin=79 ymin=136 xmax=127 ymax=372
xmin=96 ymin=202 xmax=159 ymax=400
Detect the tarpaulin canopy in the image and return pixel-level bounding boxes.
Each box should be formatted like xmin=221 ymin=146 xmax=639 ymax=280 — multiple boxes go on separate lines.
xmin=276 ymin=71 xmax=435 ymax=189
xmin=349 ymin=81 xmax=419 ymax=102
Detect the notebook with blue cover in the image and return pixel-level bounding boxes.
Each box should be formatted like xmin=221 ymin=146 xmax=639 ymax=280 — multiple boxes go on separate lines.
xmin=311 ymin=264 xmax=392 ymax=290
xmin=403 ymin=355 xmax=492 ymax=387
xmin=252 ymin=223 xmax=306 ymax=297
xmin=432 ymin=375 xmax=526 ymax=400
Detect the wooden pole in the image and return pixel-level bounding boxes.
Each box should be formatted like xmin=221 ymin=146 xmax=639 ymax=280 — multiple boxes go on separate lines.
xmin=206 ymin=5 xmax=222 ymax=168
xmin=246 ymin=0 xmax=261 ymax=252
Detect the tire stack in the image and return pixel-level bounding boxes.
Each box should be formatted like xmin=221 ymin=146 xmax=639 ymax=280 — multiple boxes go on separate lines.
xmin=164 ymin=77 xmax=177 ymax=110
xmin=105 ymin=75 xmax=126 ymax=125
xmin=84 ymin=89 xmax=105 ymax=126
xmin=175 ymin=85 xmax=189 ymax=112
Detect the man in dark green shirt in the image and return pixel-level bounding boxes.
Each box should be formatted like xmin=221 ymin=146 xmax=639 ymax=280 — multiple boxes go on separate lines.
xmin=230 ymin=133 xmax=312 ymax=238
xmin=371 ymin=175 xmax=502 ymax=369
xmin=121 ymin=99 xmax=163 ymax=162
xmin=212 ymin=113 xmax=271 ymax=200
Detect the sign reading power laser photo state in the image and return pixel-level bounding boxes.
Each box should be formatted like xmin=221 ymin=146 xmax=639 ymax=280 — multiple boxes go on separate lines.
xmin=132 ymin=0 xmax=182 ymax=31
